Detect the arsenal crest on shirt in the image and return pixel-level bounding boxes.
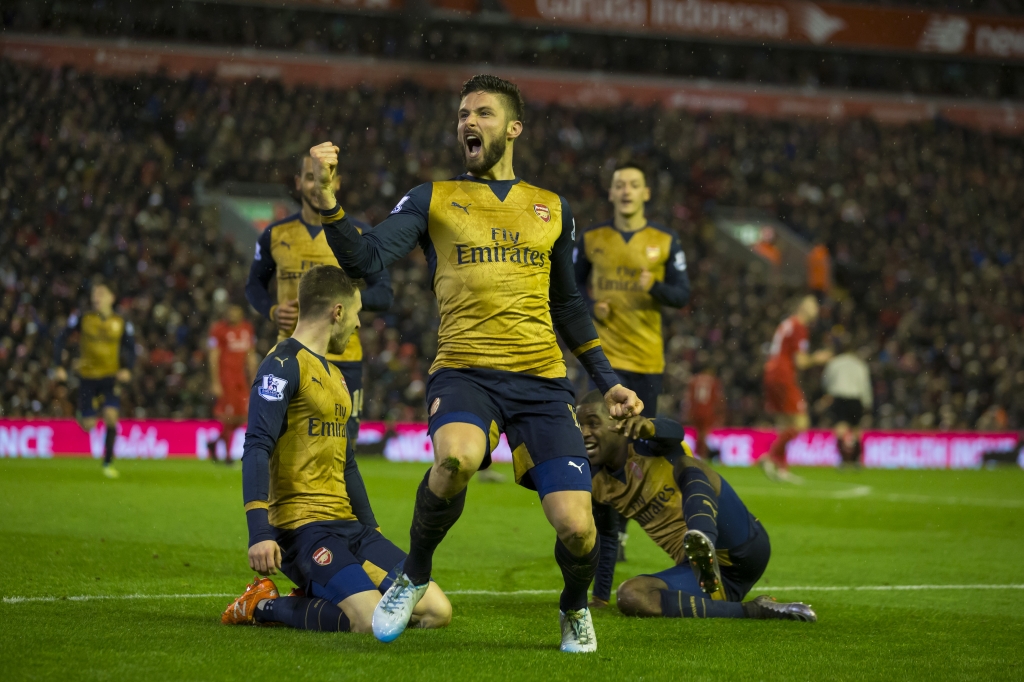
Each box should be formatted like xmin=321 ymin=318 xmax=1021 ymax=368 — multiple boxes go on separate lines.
xmin=533 ymin=203 xmax=550 ymax=222
xmin=312 ymin=547 xmax=333 ymax=566
xmin=645 ymin=245 xmax=661 ymax=261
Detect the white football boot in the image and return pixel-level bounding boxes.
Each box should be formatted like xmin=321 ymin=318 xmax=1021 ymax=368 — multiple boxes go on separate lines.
xmin=371 ymin=573 xmax=428 ymax=643
xmin=559 ymin=607 xmax=597 ymax=653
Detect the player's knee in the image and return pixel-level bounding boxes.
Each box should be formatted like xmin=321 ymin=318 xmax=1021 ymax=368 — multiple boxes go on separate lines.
xmin=616 ymin=580 xmax=660 ymax=617
xmin=554 ymin=514 xmax=596 ymax=553
xmin=418 ymin=589 xmax=453 ymax=629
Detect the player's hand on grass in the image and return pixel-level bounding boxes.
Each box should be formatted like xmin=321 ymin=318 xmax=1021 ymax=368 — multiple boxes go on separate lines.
xmin=52 ymin=367 xmax=68 ymax=382
xmin=638 ymin=269 xmax=654 ymax=292
xmin=116 ymin=369 xmax=131 ymax=383
xmin=588 ymin=597 xmax=609 ymax=609
xmin=604 ymin=384 xmax=643 ymax=419
xmin=593 ymin=300 xmax=611 ymax=321
xmin=249 ymin=540 xmax=282 ymax=576
xmin=612 ymin=415 xmax=655 ymax=440
xmin=274 ymin=299 xmax=299 ymax=334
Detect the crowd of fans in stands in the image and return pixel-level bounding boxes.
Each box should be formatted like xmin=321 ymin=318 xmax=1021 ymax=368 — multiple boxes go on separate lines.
xmin=5 ymin=2 xmax=1024 ymax=101
xmin=2 ymin=59 xmax=1022 ymax=429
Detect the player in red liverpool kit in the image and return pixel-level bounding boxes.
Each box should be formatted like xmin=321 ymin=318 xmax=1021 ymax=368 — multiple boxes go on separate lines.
xmin=761 ymin=296 xmax=831 ymax=483
xmin=208 ymin=304 xmax=258 ymax=463
xmin=686 ymin=367 xmax=725 ymax=459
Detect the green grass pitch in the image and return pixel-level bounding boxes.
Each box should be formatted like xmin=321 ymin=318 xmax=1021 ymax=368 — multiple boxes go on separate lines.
xmin=2 ymin=458 xmax=1023 ymax=681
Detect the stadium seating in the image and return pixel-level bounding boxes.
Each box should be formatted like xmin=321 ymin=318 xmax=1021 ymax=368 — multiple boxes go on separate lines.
xmin=1 ymin=58 xmax=1021 ymax=429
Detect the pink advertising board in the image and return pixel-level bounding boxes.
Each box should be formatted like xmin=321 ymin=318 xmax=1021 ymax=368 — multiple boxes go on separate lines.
xmin=0 ymin=420 xmax=1018 ymax=469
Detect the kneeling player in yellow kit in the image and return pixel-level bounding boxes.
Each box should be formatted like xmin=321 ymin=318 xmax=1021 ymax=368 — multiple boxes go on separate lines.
xmin=222 ymin=265 xmax=451 ymax=633
xmin=576 ymin=391 xmax=817 ymax=622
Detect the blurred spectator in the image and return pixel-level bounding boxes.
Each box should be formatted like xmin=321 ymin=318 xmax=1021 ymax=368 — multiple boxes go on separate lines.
xmin=807 ymin=244 xmax=832 ymax=297
xmin=1 ymin=58 xmax=1022 ymax=431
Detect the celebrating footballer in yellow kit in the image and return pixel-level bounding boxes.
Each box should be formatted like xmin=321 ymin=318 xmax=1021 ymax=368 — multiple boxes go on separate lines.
xmin=313 ymin=75 xmax=642 ymax=653
xmin=223 ymin=265 xmax=451 ymax=634
xmin=575 ymin=164 xmax=690 ymax=416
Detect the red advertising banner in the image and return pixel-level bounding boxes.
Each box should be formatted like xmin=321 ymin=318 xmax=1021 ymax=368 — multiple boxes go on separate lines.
xmin=3 ymin=34 xmax=1022 ymax=135
xmin=0 ymin=419 xmax=1018 ymax=469
xmin=501 ymin=0 xmax=1024 ymax=61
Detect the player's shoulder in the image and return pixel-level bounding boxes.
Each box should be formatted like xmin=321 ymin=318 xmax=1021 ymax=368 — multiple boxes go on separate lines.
xmin=644 ymin=220 xmax=677 ymax=239
xmin=580 ymin=220 xmax=614 ymax=238
xmin=515 ymin=178 xmax=562 ymax=204
xmin=264 ymin=212 xmax=303 ymax=233
xmin=262 ymin=338 xmax=303 ymax=371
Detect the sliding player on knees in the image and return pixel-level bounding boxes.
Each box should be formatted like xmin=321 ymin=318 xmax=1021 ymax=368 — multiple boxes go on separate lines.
xmin=222 ymin=265 xmax=451 ymax=633
xmin=577 ymin=391 xmax=816 ymax=621
xmin=314 ymin=75 xmax=642 ymax=653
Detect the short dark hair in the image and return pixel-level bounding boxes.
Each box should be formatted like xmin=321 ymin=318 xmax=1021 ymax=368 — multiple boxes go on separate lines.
xmin=298 ymin=265 xmax=358 ymax=319
xmin=612 ymin=164 xmax=647 ymax=185
xmin=460 ymin=74 xmax=525 ymax=124
xmin=578 ymin=390 xmax=607 ymax=411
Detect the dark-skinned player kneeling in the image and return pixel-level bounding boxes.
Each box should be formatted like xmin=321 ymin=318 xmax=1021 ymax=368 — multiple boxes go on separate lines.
xmin=576 ymin=391 xmax=817 ymax=621
xmin=222 ymin=265 xmax=451 ymax=633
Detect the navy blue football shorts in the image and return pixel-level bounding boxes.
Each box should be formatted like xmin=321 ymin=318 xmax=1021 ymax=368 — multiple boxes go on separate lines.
xmin=645 ymin=515 xmax=771 ymax=602
xmin=426 ymin=367 xmax=592 ymax=499
xmin=275 ymin=520 xmax=407 ymax=605
xmin=78 ymin=376 xmax=120 ymax=418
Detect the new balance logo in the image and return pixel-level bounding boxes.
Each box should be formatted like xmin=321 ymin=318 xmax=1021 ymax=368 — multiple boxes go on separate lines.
xmin=567 ymin=460 xmax=585 ymax=474
xmin=451 ymin=201 xmax=471 ymax=214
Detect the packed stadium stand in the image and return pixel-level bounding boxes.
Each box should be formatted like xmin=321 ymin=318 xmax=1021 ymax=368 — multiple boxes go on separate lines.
xmin=5 ymin=2 xmax=1024 ymax=101
xmin=1 ymin=56 xmax=1022 ymax=428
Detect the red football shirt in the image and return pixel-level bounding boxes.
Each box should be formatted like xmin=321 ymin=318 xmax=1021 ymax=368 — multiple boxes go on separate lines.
xmin=764 ymin=316 xmax=808 ymax=384
xmin=208 ymin=320 xmax=254 ymax=385
xmin=688 ymin=373 xmax=724 ymax=424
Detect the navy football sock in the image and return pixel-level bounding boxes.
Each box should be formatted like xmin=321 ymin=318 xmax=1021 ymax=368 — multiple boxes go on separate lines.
xmin=680 ymin=465 xmax=719 ymax=546
xmin=254 ymin=597 xmax=351 ymax=631
xmin=555 ymin=537 xmax=599 ymax=612
xmin=103 ymin=425 xmax=116 ymax=466
xmin=659 ymin=590 xmax=745 ymax=618
xmin=404 ymin=469 xmax=467 ymax=585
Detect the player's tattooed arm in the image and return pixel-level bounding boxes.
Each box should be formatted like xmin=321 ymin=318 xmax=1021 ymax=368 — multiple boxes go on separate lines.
xmin=647 ymin=236 xmax=690 ymax=308
xmin=311 ymin=142 xmax=428 ymax=277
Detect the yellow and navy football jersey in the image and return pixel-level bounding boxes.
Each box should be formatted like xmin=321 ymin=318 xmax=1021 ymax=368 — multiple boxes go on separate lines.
xmin=593 ymin=442 xmax=690 ymax=563
xmin=242 ymin=338 xmax=356 ymax=530
xmin=245 ymin=214 xmax=393 ymax=365
xmin=53 ymin=310 xmax=135 ymax=379
xmin=320 ymin=176 xmax=619 ymax=391
xmin=575 ymin=221 xmax=690 ymax=375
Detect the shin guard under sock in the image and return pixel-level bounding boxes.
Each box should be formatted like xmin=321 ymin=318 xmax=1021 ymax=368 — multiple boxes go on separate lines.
xmin=104 ymin=425 xmax=116 ymax=465
xmin=404 ymin=468 xmax=467 ymax=585
xmin=555 ymin=537 xmax=600 ymax=612
xmin=659 ymin=590 xmax=745 ymax=618
xmin=254 ymin=597 xmax=351 ymax=631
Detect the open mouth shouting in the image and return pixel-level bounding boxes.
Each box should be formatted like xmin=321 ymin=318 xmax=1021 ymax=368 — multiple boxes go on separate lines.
xmin=464 ymin=133 xmax=483 ymax=160
xmin=583 ymin=435 xmax=600 ymax=459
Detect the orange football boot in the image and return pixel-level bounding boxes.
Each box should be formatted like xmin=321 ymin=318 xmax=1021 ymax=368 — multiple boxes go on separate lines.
xmin=221 ymin=576 xmax=279 ymax=625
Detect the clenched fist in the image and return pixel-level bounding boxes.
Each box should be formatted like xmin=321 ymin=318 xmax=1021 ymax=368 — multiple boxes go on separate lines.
xmin=309 ymin=142 xmax=340 ymax=208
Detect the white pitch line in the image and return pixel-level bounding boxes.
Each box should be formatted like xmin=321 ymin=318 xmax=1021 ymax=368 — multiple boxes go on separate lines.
xmin=5 ymin=585 xmax=1024 ymax=604
xmin=738 ymin=486 xmax=1024 ymax=508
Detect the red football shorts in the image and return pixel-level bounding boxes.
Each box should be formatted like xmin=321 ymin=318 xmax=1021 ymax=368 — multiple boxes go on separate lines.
xmin=763 ymin=378 xmax=806 ymax=415
xmin=215 ymin=382 xmax=250 ymax=419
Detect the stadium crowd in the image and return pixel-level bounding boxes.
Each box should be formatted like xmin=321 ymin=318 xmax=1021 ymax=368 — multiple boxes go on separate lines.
xmin=5 ymin=3 xmax=1024 ymax=102
xmin=1 ymin=58 xmax=1022 ymax=429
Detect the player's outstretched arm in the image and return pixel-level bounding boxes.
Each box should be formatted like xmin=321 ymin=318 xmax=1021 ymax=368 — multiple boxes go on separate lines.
xmin=647 ymin=236 xmax=690 ymax=308
xmin=548 ymin=197 xmax=641 ymax=417
xmin=51 ymin=313 xmax=80 ymax=382
xmin=310 ymin=142 xmax=427 ymax=278
xmin=241 ymin=348 xmax=300 ymax=575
